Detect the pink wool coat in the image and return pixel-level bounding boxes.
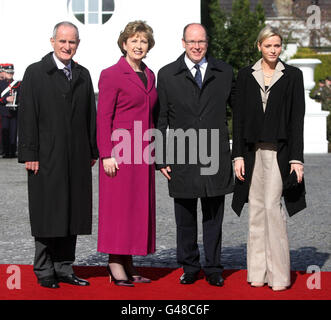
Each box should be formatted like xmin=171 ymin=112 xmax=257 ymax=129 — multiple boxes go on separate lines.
xmin=97 ymin=57 xmax=157 ymax=255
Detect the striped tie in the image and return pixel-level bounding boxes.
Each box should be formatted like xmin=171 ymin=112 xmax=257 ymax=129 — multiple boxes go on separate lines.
xmin=63 ymin=67 xmax=72 ymax=80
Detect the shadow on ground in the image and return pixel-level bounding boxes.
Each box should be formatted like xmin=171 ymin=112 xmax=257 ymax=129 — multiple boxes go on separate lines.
xmin=76 ymin=245 xmax=330 ymax=273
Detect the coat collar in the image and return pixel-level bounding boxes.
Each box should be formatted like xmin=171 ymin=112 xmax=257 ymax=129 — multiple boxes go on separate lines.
xmin=42 ymin=52 xmax=82 ymax=84
xmin=173 ymin=52 xmax=223 ymax=75
xmin=41 ymin=52 xmax=83 ymax=120
xmin=117 ymin=56 xmax=154 ymax=93
xmin=173 ymin=52 xmax=224 ymax=93
xmin=252 ymin=58 xmax=285 ymax=92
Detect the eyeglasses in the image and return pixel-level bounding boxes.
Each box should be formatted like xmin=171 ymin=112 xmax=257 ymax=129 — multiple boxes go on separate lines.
xmin=184 ymin=40 xmax=208 ymax=47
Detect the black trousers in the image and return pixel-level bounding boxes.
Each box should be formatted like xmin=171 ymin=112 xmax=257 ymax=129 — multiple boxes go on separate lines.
xmin=33 ymin=236 xmax=77 ymax=280
xmin=1 ymin=115 xmax=17 ymax=156
xmin=174 ymin=196 xmax=225 ymax=276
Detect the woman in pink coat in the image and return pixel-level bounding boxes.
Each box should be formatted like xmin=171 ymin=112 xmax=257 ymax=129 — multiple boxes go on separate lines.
xmin=97 ymin=21 xmax=157 ymax=287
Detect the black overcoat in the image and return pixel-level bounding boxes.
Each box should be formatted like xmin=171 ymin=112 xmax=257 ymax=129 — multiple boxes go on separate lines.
xmin=18 ymin=52 xmax=98 ymax=237
xmin=231 ymin=60 xmax=306 ymax=217
xmin=156 ymin=53 xmax=234 ymax=198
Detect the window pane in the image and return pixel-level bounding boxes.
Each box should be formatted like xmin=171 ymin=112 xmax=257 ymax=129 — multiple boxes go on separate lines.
xmin=88 ymin=13 xmax=98 ymax=24
xmin=75 ymin=14 xmax=85 ymax=24
xmin=102 ymin=0 xmax=114 ymax=11
xmin=102 ymin=13 xmax=112 ymax=24
xmin=88 ymin=0 xmax=99 ymax=11
xmin=72 ymin=0 xmax=84 ymax=12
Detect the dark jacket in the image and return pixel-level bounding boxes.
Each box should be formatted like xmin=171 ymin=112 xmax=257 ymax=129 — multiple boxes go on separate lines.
xmin=231 ymin=59 xmax=306 ymax=217
xmin=0 ymin=79 xmax=20 ymax=117
xmin=155 ymin=53 xmax=235 ymax=198
xmin=18 ymin=52 xmax=98 ymax=237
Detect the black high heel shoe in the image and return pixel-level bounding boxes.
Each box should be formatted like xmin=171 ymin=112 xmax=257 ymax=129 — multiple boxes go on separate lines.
xmin=106 ymin=264 xmax=134 ymax=287
xmin=124 ymin=267 xmax=151 ymax=283
xmin=128 ymin=274 xmax=151 ymax=283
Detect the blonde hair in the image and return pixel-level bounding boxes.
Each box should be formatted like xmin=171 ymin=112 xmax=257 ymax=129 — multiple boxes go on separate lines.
xmin=118 ymin=20 xmax=155 ymax=55
xmin=256 ymin=25 xmax=283 ymax=46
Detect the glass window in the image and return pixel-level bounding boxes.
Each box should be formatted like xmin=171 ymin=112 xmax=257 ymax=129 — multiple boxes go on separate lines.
xmin=72 ymin=0 xmax=85 ymax=12
xmin=102 ymin=13 xmax=112 ymax=24
xmin=71 ymin=0 xmax=114 ymax=25
xmin=75 ymin=14 xmax=85 ymax=24
xmin=103 ymin=0 xmax=114 ymax=11
xmin=88 ymin=13 xmax=99 ymax=24
xmin=88 ymin=0 xmax=98 ymax=12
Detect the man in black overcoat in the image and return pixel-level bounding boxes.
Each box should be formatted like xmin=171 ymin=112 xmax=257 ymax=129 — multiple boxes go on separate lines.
xmin=156 ymin=23 xmax=235 ymax=287
xmin=18 ymin=21 xmax=98 ymax=288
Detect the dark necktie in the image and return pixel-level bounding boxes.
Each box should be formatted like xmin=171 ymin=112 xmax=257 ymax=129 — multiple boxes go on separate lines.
xmin=194 ymin=64 xmax=202 ymax=89
xmin=63 ymin=67 xmax=72 ymax=81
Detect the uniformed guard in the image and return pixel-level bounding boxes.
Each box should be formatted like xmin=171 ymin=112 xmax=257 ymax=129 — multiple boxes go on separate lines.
xmin=321 ymin=76 xmax=331 ymax=112
xmin=321 ymin=76 xmax=331 ymax=143
xmin=311 ymin=79 xmax=325 ymax=103
xmin=0 ymin=64 xmax=7 ymax=80
xmin=0 ymin=64 xmax=5 ymax=154
xmin=0 ymin=63 xmax=21 ymax=158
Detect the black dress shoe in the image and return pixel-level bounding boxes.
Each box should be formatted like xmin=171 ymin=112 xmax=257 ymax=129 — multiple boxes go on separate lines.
xmin=180 ymin=272 xmax=198 ymax=284
xmin=57 ymin=274 xmax=90 ymax=286
xmin=206 ymin=273 xmax=224 ymax=287
xmin=38 ymin=276 xmax=59 ymax=289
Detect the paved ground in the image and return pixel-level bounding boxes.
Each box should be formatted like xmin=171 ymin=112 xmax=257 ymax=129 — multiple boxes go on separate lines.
xmin=0 ymin=154 xmax=330 ymax=271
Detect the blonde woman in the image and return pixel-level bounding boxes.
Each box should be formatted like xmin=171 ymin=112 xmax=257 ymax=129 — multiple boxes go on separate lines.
xmin=232 ymin=26 xmax=306 ymax=291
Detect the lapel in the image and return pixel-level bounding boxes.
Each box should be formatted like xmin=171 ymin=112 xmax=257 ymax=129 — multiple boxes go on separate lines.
xmin=173 ymin=53 xmax=200 ymax=115
xmin=69 ymin=60 xmax=82 ymax=118
xmin=267 ymin=60 xmax=285 ymax=91
xmin=71 ymin=60 xmax=82 ymax=89
xmin=251 ymin=58 xmax=286 ymax=113
xmin=252 ymin=58 xmax=285 ymax=91
xmin=118 ymin=56 xmax=153 ymax=93
xmin=42 ymin=52 xmax=72 ymax=94
xmin=202 ymin=55 xmax=221 ymax=87
xmin=42 ymin=52 xmax=80 ymax=121
xmin=173 ymin=53 xmax=223 ymax=115
xmin=174 ymin=52 xmax=197 ymax=87
xmin=174 ymin=53 xmax=221 ymax=89
xmin=252 ymin=59 xmax=265 ymax=91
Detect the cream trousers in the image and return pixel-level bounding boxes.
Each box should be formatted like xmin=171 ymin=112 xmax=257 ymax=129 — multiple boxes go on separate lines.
xmin=247 ymin=143 xmax=290 ymax=287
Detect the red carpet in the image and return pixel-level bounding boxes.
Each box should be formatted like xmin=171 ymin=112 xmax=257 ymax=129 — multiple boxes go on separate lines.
xmin=0 ymin=265 xmax=329 ymax=300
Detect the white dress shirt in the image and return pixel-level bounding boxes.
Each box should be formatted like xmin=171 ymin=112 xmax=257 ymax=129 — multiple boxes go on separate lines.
xmin=184 ymin=55 xmax=208 ymax=81
xmin=52 ymin=52 xmax=72 ymax=71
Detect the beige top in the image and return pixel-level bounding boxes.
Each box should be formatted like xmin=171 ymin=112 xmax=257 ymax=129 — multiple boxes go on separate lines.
xmin=234 ymin=59 xmax=302 ymax=165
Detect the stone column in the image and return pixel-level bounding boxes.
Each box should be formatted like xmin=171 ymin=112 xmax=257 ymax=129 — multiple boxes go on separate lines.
xmin=287 ymin=58 xmax=329 ymax=153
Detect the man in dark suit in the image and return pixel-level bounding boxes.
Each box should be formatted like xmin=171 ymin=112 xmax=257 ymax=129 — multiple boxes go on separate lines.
xmin=156 ymin=23 xmax=234 ymax=286
xmin=18 ymin=21 xmax=98 ymax=289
